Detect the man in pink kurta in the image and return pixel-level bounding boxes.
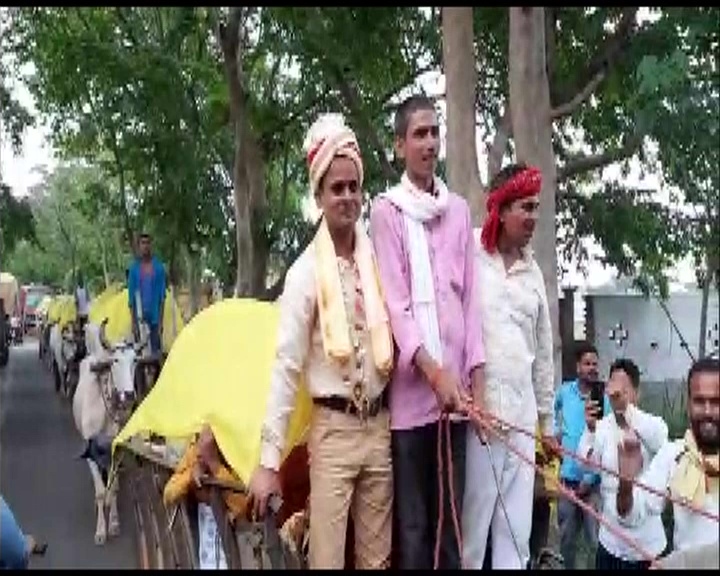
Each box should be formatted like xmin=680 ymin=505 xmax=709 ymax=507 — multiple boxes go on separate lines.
xmin=369 ymin=95 xmax=486 ymax=569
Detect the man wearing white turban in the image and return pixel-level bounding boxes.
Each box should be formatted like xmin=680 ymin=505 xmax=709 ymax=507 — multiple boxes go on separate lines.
xmin=247 ymin=113 xmax=395 ymax=569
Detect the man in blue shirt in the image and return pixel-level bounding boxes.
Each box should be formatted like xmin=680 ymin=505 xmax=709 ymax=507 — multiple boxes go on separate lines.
xmin=127 ymin=233 xmax=166 ymax=355
xmin=0 ymin=495 xmax=45 ymax=569
xmin=553 ymin=341 xmax=611 ymax=569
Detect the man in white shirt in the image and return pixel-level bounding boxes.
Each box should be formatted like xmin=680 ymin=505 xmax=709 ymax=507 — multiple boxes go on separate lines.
xmin=462 ymin=162 xmax=558 ymax=569
xmin=578 ymin=358 xmax=669 ymax=569
xmin=74 ymin=272 xmax=91 ymax=328
xmin=616 ymin=357 xmax=719 ymax=562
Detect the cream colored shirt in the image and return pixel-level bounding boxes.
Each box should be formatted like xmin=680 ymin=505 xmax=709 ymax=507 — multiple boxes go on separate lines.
xmin=259 ymin=246 xmax=388 ymax=471
xmin=474 ymin=239 xmax=555 ymax=436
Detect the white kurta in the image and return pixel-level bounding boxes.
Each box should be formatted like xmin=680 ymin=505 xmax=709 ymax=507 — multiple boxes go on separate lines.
xmin=578 ymin=405 xmax=669 ymax=560
xmin=463 ymin=239 xmax=555 ymax=569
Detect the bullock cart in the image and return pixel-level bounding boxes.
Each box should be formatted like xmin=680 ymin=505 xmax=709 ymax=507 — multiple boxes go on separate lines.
xmin=109 ymin=297 xmax=717 ymax=572
xmin=35 ymin=295 xmax=53 ymax=361
xmin=110 ymin=298 xmax=564 ymax=571
xmin=110 ymin=299 xmax=313 ymax=570
xmin=89 ymin=286 xmax=185 ymax=395
xmin=67 ymin=289 xmax=184 ymax=548
xmin=115 ymin=434 xmax=307 ymax=570
xmin=46 ymin=295 xmax=76 ymax=391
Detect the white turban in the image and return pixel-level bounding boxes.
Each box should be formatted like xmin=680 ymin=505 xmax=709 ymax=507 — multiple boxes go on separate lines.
xmin=302 ymin=113 xmax=364 ymax=198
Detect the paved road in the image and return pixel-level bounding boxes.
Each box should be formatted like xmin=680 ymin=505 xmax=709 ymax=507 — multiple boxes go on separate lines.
xmin=0 ymin=340 xmax=137 ymax=569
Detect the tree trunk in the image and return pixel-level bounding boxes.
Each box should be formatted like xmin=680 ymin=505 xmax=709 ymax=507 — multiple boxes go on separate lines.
xmin=219 ymin=8 xmax=269 ymax=298
xmin=246 ymin=127 xmax=269 ymax=296
xmin=187 ymin=249 xmax=201 ymax=317
xmin=111 ymin=148 xmax=135 ymax=255
xmin=230 ymin=101 xmax=254 ymax=297
xmin=441 ymin=7 xmax=485 ymax=225
xmin=508 ymin=7 xmax=562 ymax=386
xmin=98 ymin=231 xmax=110 ymax=289
xmin=699 ymin=270 xmax=710 ymax=359
xmin=219 ymin=8 xmax=250 ymax=297
xmin=698 ymin=246 xmax=718 ymax=359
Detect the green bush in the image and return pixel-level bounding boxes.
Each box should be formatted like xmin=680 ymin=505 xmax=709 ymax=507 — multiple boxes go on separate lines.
xmin=660 ymin=383 xmax=688 ymax=440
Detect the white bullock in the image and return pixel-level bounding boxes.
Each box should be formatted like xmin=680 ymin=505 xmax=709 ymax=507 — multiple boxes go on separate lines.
xmin=72 ymin=319 xmax=158 ymax=545
xmin=49 ymin=321 xmax=84 ymax=397
xmin=48 ymin=323 xmax=65 ymax=391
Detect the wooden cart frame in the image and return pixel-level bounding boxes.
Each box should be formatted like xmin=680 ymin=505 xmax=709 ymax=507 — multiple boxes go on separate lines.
xmin=116 ymin=436 xmax=306 ymax=570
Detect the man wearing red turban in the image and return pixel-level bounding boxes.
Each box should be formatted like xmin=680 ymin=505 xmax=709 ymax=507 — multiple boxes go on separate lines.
xmin=463 ymin=163 xmax=559 ymax=569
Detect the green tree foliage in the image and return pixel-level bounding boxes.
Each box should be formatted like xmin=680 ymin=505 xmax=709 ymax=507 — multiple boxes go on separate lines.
xmin=4 ymin=164 xmax=129 ymax=291
xmin=0 ymin=183 xmax=36 ymax=268
xmin=1 ymin=7 xmax=717 ymax=302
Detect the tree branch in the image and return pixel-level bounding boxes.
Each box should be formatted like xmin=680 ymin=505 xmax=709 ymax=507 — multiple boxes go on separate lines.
xmin=486 ymin=106 xmax=512 ymax=184
xmin=263 ymin=53 xmax=283 ymax=105
xmin=550 ymin=69 xmax=606 ymax=121
xmin=557 ymin=135 xmax=642 ymax=182
xmin=263 ymin=216 xmax=323 ymax=301
xmin=335 ymin=76 xmax=398 ymax=182
xmin=217 ymin=7 xmax=244 ymax=127
xmin=114 ymin=7 xmax=141 ymax=47
xmin=550 ymin=7 xmax=639 ymax=111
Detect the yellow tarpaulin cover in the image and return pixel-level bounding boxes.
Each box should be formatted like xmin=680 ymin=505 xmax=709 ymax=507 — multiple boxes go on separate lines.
xmin=35 ymin=295 xmax=53 ymax=317
xmin=535 ymin=426 xmax=561 ymax=500
xmin=88 ymin=282 xmax=124 ymax=325
xmin=46 ymin=297 xmax=61 ymax=323
xmin=113 ymin=298 xmax=313 ymax=486
xmin=57 ymin=296 xmax=77 ymax=331
xmin=46 ymin=295 xmax=74 ymax=326
xmin=89 ymin=288 xmax=185 ymax=354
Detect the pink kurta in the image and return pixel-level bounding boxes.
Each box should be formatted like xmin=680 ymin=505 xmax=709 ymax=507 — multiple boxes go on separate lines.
xmin=369 ymin=192 xmax=485 ymax=430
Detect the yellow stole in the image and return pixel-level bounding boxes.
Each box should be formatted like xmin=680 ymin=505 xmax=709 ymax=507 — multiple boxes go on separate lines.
xmin=670 ymin=429 xmax=719 ymax=506
xmin=314 ymin=219 xmax=393 ymax=376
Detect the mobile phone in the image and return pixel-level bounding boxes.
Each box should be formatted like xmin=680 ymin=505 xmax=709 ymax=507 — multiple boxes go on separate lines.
xmin=589 ymin=380 xmax=605 ymax=419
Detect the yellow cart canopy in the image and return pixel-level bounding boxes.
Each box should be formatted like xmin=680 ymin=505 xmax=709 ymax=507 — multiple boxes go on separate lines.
xmin=89 ymin=288 xmax=184 ymax=354
xmin=113 ymin=298 xmax=312 ymax=486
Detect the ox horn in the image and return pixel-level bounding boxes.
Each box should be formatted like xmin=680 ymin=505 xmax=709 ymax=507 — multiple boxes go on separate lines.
xmin=99 ymin=318 xmax=112 ymax=351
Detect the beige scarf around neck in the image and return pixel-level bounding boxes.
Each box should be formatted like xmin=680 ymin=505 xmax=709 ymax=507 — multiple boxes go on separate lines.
xmin=670 ymin=429 xmax=719 ymax=506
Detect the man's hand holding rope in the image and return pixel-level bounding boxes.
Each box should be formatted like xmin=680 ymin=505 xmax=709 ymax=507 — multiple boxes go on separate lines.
xmin=416 ymin=347 xmax=471 ymax=414
xmin=467 ymin=366 xmax=496 ymax=442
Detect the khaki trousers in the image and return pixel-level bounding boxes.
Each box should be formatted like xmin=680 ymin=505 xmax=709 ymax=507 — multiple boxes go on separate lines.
xmin=307 ymin=405 xmax=393 ymax=569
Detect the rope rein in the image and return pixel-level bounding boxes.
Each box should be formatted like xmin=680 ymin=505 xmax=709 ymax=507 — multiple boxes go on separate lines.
xmin=475 ymin=417 xmax=660 ymax=565
xmin=432 ymin=399 xmax=718 ymax=570
xmin=433 ymin=415 xmax=464 ymax=569
xmin=465 ymin=405 xmax=719 ymax=523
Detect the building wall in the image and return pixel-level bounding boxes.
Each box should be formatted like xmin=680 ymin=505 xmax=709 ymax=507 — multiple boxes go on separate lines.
xmin=587 ymin=291 xmax=720 ymax=382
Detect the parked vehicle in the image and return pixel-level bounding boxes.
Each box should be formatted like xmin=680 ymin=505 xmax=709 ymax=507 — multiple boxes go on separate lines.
xmin=22 ymin=284 xmax=54 ymax=334
xmin=0 ymin=300 xmax=9 ymax=367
